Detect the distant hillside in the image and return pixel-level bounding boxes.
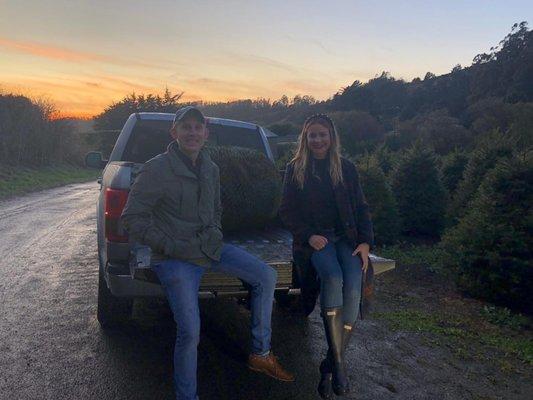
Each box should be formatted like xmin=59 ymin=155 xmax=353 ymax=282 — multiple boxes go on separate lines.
xmin=199 ymin=22 xmax=532 ymax=128
xmin=330 ymin=22 xmax=532 ymax=125
xmin=94 ymin=22 xmax=532 ymax=144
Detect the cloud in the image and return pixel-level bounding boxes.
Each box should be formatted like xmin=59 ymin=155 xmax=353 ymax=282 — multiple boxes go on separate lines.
xmin=310 ymin=39 xmax=334 ymax=56
xmin=0 ymin=37 xmax=106 ymax=62
xmin=210 ymin=51 xmax=299 ymax=74
xmin=236 ymin=53 xmax=298 ymax=73
xmin=181 ymin=76 xmax=274 ymax=101
xmin=81 ymin=74 xmax=156 ymax=92
xmin=0 ymin=37 xmax=173 ymax=70
xmin=283 ymin=34 xmax=335 ymax=56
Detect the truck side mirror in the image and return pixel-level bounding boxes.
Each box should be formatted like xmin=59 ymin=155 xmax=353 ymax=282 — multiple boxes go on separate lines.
xmin=85 ymin=151 xmax=107 ymax=169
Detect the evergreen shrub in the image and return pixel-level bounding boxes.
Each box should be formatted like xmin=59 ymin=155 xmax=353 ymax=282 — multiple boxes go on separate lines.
xmin=392 ymin=142 xmax=447 ymax=237
xmin=356 ymin=155 xmax=401 ymax=244
xmin=442 ymin=155 xmax=533 ymax=313
xmin=449 ymin=130 xmax=514 ymax=222
xmin=441 ymin=150 xmax=469 ymax=195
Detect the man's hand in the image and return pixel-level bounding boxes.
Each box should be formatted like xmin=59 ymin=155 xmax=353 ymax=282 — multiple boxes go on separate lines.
xmin=353 ymin=243 xmax=370 ymax=272
xmin=309 ymin=235 xmax=328 ymax=251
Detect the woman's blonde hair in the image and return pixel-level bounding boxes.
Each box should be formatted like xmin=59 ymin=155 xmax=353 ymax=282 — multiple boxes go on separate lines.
xmin=290 ymin=114 xmax=343 ymax=189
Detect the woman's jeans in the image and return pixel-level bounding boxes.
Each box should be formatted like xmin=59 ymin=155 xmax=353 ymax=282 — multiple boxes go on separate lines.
xmin=310 ymin=239 xmax=363 ymax=326
xmin=152 ymin=244 xmax=277 ymax=400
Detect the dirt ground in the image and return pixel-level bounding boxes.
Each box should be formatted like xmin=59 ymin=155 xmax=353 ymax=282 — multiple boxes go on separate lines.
xmin=363 ymin=262 xmax=533 ymax=400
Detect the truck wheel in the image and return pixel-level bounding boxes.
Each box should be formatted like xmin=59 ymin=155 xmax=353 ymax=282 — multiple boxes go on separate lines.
xmin=97 ymin=268 xmax=133 ymax=330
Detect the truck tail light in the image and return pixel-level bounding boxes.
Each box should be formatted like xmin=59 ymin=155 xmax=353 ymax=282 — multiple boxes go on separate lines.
xmin=104 ymin=188 xmax=129 ymax=243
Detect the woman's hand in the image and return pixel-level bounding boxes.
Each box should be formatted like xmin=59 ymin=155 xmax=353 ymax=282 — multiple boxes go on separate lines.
xmin=309 ymin=235 xmax=328 ymax=251
xmin=353 ymin=243 xmax=370 ymax=272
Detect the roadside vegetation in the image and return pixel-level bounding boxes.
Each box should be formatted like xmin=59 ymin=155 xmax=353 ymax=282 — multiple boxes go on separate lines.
xmin=0 ymin=164 xmax=99 ymax=200
xmin=0 ymin=91 xmax=100 ymax=200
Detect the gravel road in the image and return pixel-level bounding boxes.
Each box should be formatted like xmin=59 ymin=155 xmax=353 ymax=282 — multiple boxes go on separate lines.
xmin=0 ymin=182 xmax=530 ymax=400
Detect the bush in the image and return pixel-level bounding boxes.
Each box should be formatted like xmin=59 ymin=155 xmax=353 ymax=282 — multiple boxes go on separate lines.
xmin=441 ymin=150 xmax=469 ymax=194
xmin=0 ymin=94 xmax=75 ymax=166
xmin=392 ymin=142 xmax=447 ymax=237
xmin=372 ymin=144 xmax=400 ymax=176
xmin=329 ymin=110 xmax=385 ymax=155
xmin=275 ymin=141 xmax=297 ymax=170
xmin=442 ymin=155 xmax=533 ymax=313
xmin=376 ymin=243 xmax=449 ymax=273
xmin=449 ymin=130 xmax=514 ymax=223
xmin=396 ymin=109 xmax=473 ymax=155
xmin=356 ymin=155 xmax=401 ymax=244
xmin=84 ymin=130 xmax=121 ymax=159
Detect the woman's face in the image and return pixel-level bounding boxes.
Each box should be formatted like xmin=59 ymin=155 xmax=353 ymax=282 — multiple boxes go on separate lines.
xmin=306 ymin=122 xmax=331 ymax=159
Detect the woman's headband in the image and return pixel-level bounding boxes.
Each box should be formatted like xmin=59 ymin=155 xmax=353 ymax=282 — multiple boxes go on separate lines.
xmin=304 ymin=113 xmax=335 ymax=130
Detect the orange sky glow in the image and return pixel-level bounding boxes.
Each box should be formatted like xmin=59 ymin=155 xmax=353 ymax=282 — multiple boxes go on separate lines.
xmin=0 ymin=37 xmax=275 ymax=118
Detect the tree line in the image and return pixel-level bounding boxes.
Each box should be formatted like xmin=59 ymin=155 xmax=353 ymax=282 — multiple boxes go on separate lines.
xmin=0 ymin=95 xmax=83 ymax=166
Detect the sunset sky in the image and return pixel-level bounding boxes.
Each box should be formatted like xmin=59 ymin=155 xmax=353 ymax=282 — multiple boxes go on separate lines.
xmin=1 ymin=1 xmax=532 ymax=118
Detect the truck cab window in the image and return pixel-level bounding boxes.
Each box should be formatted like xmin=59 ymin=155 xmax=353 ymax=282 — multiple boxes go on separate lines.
xmin=121 ymin=119 xmax=265 ymax=163
xmin=122 ymin=120 xmax=173 ymax=163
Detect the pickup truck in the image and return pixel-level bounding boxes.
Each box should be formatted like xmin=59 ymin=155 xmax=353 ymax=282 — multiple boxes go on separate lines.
xmin=86 ymin=112 xmax=395 ymax=329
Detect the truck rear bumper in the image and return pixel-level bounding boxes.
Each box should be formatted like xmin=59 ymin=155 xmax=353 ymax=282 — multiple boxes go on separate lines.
xmin=107 ymin=272 xmax=165 ymax=297
xmin=106 ymin=260 xmax=294 ymax=298
xmin=105 ymin=254 xmax=395 ymax=298
xmin=107 ymin=272 xmax=298 ymax=298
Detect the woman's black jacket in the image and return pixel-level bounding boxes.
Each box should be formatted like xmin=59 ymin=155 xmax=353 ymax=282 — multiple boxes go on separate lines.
xmin=279 ymin=157 xmax=375 ymax=317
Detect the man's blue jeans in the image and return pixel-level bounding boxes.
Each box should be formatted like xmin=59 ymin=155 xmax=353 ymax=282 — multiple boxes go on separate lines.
xmin=152 ymin=244 xmax=277 ymax=400
xmin=310 ymin=239 xmax=363 ymax=326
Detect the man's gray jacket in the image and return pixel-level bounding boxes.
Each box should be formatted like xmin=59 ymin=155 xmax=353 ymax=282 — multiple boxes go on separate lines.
xmin=121 ymin=141 xmax=223 ymax=263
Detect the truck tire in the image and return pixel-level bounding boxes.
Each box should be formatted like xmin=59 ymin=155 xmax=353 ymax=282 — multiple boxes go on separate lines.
xmin=97 ymin=267 xmax=133 ymax=329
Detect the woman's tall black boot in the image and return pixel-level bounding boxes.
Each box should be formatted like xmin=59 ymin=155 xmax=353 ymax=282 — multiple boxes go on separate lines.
xmin=336 ymin=323 xmax=354 ymax=395
xmin=317 ymin=350 xmax=333 ymax=399
xmin=321 ymin=307 xmax=349 ymax=396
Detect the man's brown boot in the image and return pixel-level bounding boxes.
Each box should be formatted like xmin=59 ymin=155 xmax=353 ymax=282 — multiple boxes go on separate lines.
xmin=247 ymin=352 xmax=295 ymax=382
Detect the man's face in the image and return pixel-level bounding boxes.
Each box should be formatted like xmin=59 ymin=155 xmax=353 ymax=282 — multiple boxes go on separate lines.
xmin=171 ymin=115 xmax=208 ymax=156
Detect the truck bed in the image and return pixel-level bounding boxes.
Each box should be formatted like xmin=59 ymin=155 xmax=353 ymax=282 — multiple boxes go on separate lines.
xmin=131 ymin=226 xmax=395 ymax=294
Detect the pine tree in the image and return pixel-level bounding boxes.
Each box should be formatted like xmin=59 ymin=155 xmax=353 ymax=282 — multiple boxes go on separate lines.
xmin=442 ymin=154 xmax=533 ymax=313
xmin=373 ymin=144 xmax=397 ymax=176
xmin=449 ymin=130 xmax=514 ymax=223
xmin=441 ymin=150 xmax=469 ymax=194
xmin=392 ymin=142 xmax=447 ymax=237
xmin=356 ymin=155 xmax=401 ymax=244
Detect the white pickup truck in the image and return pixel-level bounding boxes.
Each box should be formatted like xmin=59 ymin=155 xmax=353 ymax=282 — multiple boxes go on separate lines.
xmin=86 ymin=112 xmax=395 ymax=329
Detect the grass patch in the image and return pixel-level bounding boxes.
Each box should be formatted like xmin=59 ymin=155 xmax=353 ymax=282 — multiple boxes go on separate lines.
xmin=480 ymin=305 xmax=531 ymax=330
xmin=0 ymin=164 xmax=100 ymax=200
xmin=377 ymin=243 xmax=449 ymax=274
xmin=374 ymin=310 xmax=533 ymax=365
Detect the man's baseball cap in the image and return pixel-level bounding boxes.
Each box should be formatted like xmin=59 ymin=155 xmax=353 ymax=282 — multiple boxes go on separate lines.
xmin=172 ymin=106 xmax=205 ymax=126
